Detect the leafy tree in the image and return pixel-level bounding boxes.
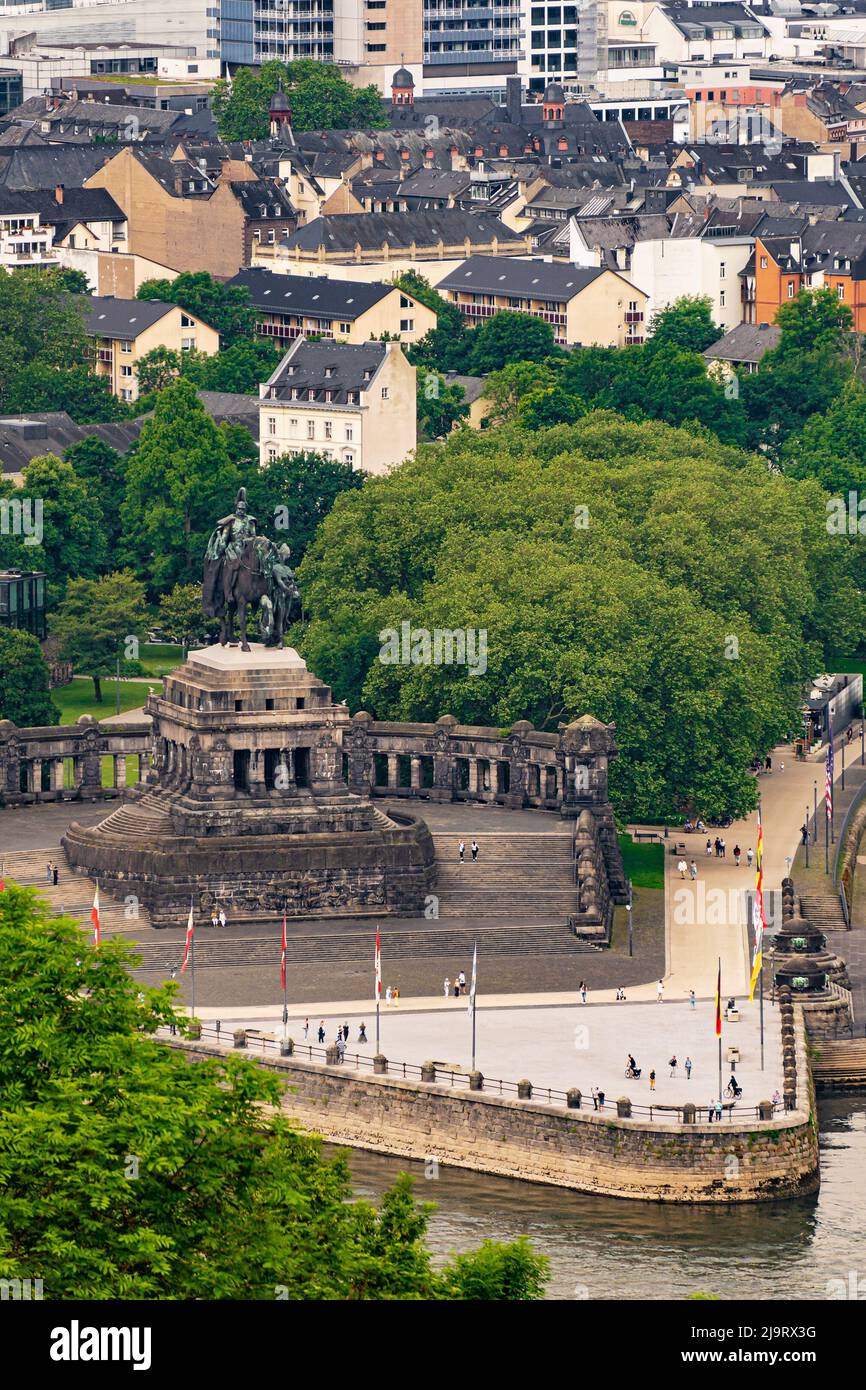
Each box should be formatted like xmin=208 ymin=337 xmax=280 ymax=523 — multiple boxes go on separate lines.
xmin=0 ymin=267 xmax=88 ymax=406
xmin=739 ymin=345 xmax=852 ymax=460
xmin=53 ymin=268 xmax=91 ymax=295
xmin=772 ymin=286 xmax=853 ymax=360
xmin=296 ymin=412 xmax=863 ymax=819
xmin=135 ymin=345 xmax=183 ymax=396
xmin=121 ymin=379 xmax=244 ymax=593
xmin=212 ymin=61 xmax=386 ymax=141
xmin=3 ymin=362 xmax=129 ymax=423
xmin=0 ymin=884 xmax=548 ymax=1300
xmin=53 ymin=570 xmax=148 ymax=702
xmin=0 ymin=629 xmax=58 ymax=726
xmin=468 ymin=312 xmax=558 ymax=374
xmin=17 ymin=454 xmax=107 ymax=600
xmin=783 ymin=380 xmax=866 ymax=496
xmin=158 ymin=581 xmax=213 ymax=648
xmin=645 ymin=295 xmax=723 ymax=356
xmin=183 ymin=338 xmax=282 ymax=393
xmin=244 ymin=449 xmax=365 ymax=572
xmin=64 ymin=437 xmax=126 ymax=552
xmin=517 ymin=386 xmax=586 ymax=430
xmin=416 ymin=368 xmax=468 ymax=438
xmin=484 ymin=360 xmax=562 ymax=420
xmin=137 ymin=272 xmax=255 ymax=347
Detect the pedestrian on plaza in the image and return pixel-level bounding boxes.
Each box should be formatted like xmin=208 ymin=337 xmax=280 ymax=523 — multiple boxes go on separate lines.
xmin=733 ymin=845 xmax=741 ymax=867
xmin=713 ymin=837 xmax=721 ymax=857
xmin=359 ymin=1023 xmax=368 ymax=1044
xmin=649 ymin=1069 xmax=656 ymax=1091
xmin=444 ymin=977 xmax=450 ymax=997
xmin=393 ymin=988 xmax=399 ymax=1005
xmin=336 ymin=1036 xmax=346 ymax=1063
xmin=765 ymin=755 xmax=772 ymax=773
xmin=471 ymin=839 xmax=479 ymax=862
xmin=678 ymin=858 xmax=687 ymax=879
xmin=780 ymin=761 xmax=785 ymax=774
xmin=689 ymin=989 xmax=696 ymax=1009
xmin=772 ymin=1088 xmax=781 ymax=1109
xmin=669 ymin=1054 xmax=678 ymax=1078
xmin=303 ymin=1018 xmax=309 ymax=1040
xmin=597 ymin=1089 xmax=605 ymax=1109
xmin=385 ymin=985 xmax=392 ymax=1007
xmin=453 ymin=980 xmax=460 ymax=997
xmin=336 ymin=1025 xmax=343 ymax=1042
xmin=715 ymin=1100 xmax=723 ymax=1122
xmin=343 ymin=1021 xmax=349 ymax=1039
xmin=708 ymin=1101 xmax=715 ymax=1122
xmin=52 ymin=863 xmax=59 ymax=885
xmin=458 ymin=840 xmax=465 ymax=863
xmin=46 ymin=863 xmax=52 ymax=883
xmin=689 ymin=860 xmax=698 ymax=880
xmin=219 ymin=908 xmax=226 ymax=928
xmin=719 ymin=838 xmax=726 ymax=859
xmin=318 ymin=1022 xmax=325 ymax=1044
xmin=685 ymin=1056 xmax=692 ymax=1080
xmin=747 ymin=846 xmax=754 ymax=868
xmin=581 ymin=980 xmax=588 ymax=1004
xmin=801 ymin=823 xmax=809 ymax=846
xmin=657 ymin=979 xmax=664 ymax=1003
xmin=591 ymin=1085 xmax=599 ymax=1111
xmin=458 ymin=970 xmax=466 ymax=992
xmin=705 ymin=838 xmax=713 ymax=856
xmin=211 ymin=909 xmax=218 ymax=929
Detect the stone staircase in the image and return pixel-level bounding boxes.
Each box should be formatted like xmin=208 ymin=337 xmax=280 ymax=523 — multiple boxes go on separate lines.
xmin=431 ymin=831 xmax=577 ymax=921
xmin=799 ymin=889 xmax=847 ymax=932
xmin=81 ymin=793 xmax=173 ymax=843
xmin=0 ymin=847 xmax=152 ymax=935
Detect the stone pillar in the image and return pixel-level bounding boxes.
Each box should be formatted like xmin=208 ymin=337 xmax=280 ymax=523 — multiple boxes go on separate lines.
xmin=373 ymin=1053 xmax=388 ymax=1074
xmin=758 ymin=1100 xmax=774 ymax=1120
xmin=682 ymin=1102 xmax=696 ymax=1124
xmin=488 ymin=760 xmax=499 ymax=795
xmin=616 ymin=1097 xmax=632 ymax=1118
xmin=81 ymin=747 xmax=102 ymax=793
xmin=467 ymin=758 xmax=479 ymax=795
xmin=421 ymin=1061 xmax=436 ymax=1082
xmin=248 ymin=747 xmax=267 ymax=796
xmin=52 ymin=758 xmax=65 ymax=794
xmin=115 ymin=754 xmax=127 ymax=790
xmin=386 ymin=753 xmax=399 ymax=789
xmin=469 ymin=1070 xmax=483 ymax=1091
xmin=566 ymin=1088 xmax=582 ymax=1109
xmin=410 ymin=755 xmax=421 ymax=790
xmin=280 ymin=1038 xmax=294 ymax=1056
xmin=233 ymin=1029 xmax=248 ymax=1048
xmin=30 ymin=758 xmax=42 ymax=795
xmin=517 ymin=1079 xmax=532 ymax=1099
xmin=325 ymin=1043 xmax=340 ymax=1065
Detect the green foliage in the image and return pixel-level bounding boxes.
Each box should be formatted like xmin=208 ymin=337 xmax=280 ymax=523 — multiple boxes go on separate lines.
xmin=53 ymin=570 xmax=148 ymax=701
xmin=212 ymin=61 xmax=386 ymax=141
xmin=136 ymin=338 xmax=281 ymax=402
xmin=53 ymin=268 xmax=91 ymax=295
xmin=64 ymin=437 xmax=126 ymax=552
xmin=296 ymin=413 xmax=862 ymax=819
xmin=243 ymin=449 xmax=366 ymax=572
xmin=2 ymin=362 xmax=129 ymax=423
xmin=0 ymin=885 xmax=546 ymax=1300
xmin=17 ymin=454 xmax=107 ymax=601
xmin=416 ymin=368 xmax=469 ymax=438
xmin=646 ymin=295 xmax=723 ymax=356
xmin=468 ymin=311 xmax=558 ymax=374
xmin=137 ymin=271 xmax=255 ymax=347
xmin=0 ymin=629 xmax=59 ymax=726
xmin=483 ymin=360 xmax=560 ymax=420
xmin=158 ymin=581 xmax=213 ymax=647
xmin=120 ymin=379 xmax=245 ymax=593
xmin=517 ymin=385 xmax=586 ymax=430
xmin=773 ymin=285 xmax=853 ymax=359
xmin=393 ymin=271 xmax=468 ymax=371
xmin=0 ymin=267 xmax=88 ymax=393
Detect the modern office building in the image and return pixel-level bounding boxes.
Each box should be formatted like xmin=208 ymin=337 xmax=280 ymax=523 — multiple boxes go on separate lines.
xmin=0 ymin=570 xmax=47 ymax=641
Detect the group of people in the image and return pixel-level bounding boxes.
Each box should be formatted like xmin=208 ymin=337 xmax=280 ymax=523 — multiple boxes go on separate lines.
xmin=457 ymin=840 xmax=480 ymax=863
xmin=209 ymin=907 xmax=227 ymax=929
xmin=45 ymin=863 xmax=60 ymax=885
xmin=444 ymin=971 xmax=467 ymax=998
xmin=305 ymin=1019 xmax=369 ymax=1051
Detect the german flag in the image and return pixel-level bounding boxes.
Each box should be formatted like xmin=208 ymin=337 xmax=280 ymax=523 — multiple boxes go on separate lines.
xmin=715 ymin=958 xmax=722 ymax=1038
xmin=749 ymin=801 xmax=766 ymax=1001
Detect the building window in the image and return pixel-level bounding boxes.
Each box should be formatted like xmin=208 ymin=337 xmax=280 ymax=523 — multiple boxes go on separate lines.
xmin=720 ymin=290 xmax=726 ymax=307
xmin=268 ymin=417 xmax=276 ymax=436
xmin=345 ymin=426 xmax=353 ymax=441
xmin=268 ymin=446 xmax=278 ymax=460
xmin=181 ymin=337 xmax=196 ymax=351
xmin=120 ymin=341 xmax=132 ymax=353
xmin=381 ymin=387 xmax=389 ymax=400
xmin=324 ymin=421 xmax=332 ymax=439
xmin=121 ymin=388 xmax=134 ymax=401
xmin=760 ymin=255 xmax=768 ymax=269
xmin=787 ymin=282 xmax=795 ymax=299
xmin=838 ymin=284 xmax=845 ymax=300
xmin=121 ymin=365 xmax=133 ymax=377
xmin=307 ymin=420 xmax=315 ymax=439
xmin=719 ymin=262 xmax=726 ymax=278
xmin=339 ymin=321 xmax=351 ymax=335
xmin=400 ymin=318 xmax=414 ymax=332
xmin=180 ymin=313 xmax=194 ymax=327
xmin=290 ymin=418 xmax=298 ymax=432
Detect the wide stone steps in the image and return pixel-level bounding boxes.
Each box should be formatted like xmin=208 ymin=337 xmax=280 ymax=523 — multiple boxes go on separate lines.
xmin=0 ymin=849 xmax=152 ymax=932
xmin=430 ymin=830 xmax=576 ymax=919
xmin=117 ymin=921 xmax=583 ymax=970
xmin=799 ymin=891 xmax=847 ymax=930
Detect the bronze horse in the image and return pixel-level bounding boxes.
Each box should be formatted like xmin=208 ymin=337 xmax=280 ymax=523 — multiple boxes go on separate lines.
xmin=202 ymin=537 xmax=270 ymax=652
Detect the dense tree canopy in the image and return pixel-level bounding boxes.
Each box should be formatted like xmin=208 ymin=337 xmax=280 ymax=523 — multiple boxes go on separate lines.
xmin=0 ymin=630 xmax=58 ymax=726
xmin=15 ymin=454 xmax=107 ymax=601
xmin=646 ymin=295 xmax=723 ymax=356
xmin=212 ymin=60 xmax=386 ymax=141
xmin=137 ymin=272 xmax=256 ymax=347
xmin=53 ymin=570 xmax=149 ymax=701
xmin=295 ymin=412 xmax=863 ymax=819
xmin=0 ymin=884 xmax=547 ymax=1299
xmin=243 ymin=449 xmax=366 ymax=573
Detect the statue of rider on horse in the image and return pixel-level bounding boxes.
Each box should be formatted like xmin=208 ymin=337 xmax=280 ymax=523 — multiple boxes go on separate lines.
xmin=202 ymin=487 xmax=300 ymax=651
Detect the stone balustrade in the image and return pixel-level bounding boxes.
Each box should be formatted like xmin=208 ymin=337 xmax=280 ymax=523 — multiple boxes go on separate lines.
xmin=0 ymin=716 xmax=151 ymax=806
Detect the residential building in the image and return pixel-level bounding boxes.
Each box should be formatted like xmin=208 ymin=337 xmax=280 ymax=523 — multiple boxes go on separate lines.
xmin=642 ymin=4 xmax=771 ymax=66
xmin=85 ymin=294 xmax=219 ymax=402
xmin=228 ymin=268 xmax=437 ymax=347
xmin=752 ymin=220 xmax=866 ymax=331
xmin=0 ymin=64 xmax=22 ymax=115
xmin=259 ymin=337 xmax=416 ymax=474
xmin=0 ymin=569 xmax=46 ymax=640
xmin=0 ymin=190 xmax=57 ymax=266
xmin=630 ymin=224 xmax=754 ymax=332
xmin=703 ymin=320 xmax=780 ymax=376
xmin=437 ymin=254 xmax=650 ymax=345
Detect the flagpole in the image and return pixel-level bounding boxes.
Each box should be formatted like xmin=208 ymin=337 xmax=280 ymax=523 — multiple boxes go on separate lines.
xmin=760 ymin=957 xmax=765 ymax=1071
xmin=281 ymin=904 xmax=288 ymax=1042
xmin=191 ymin=920 xmax=196 ymax=1020
xmin=470 ymin=940 xmax=478 ymax=1072
xmin=717 ymin=956 xmax=722 ymax=1105
xmin=375 ymin=925 xmax=381 ymax=1054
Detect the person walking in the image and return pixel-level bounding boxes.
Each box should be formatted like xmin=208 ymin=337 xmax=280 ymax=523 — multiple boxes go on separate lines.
xmin=385 ymin=985 xmax=392 ymax=1007
xmin=303 ymin=1018 xmax=309 ymax=1040
xmin=52 ymin=863 xmax=59 ymax=886
xmin=444 ymin=977 xmax=451 ymax=998
xmin=649 ymin=1069 xmax=656 ymax=1092
xmin=689 ymin=860 xmax=698 ymax=880
xmin=458 ymin=840 xmax=465 ymax=864
xmin=336 ymin=1025 xmax=343 ymax=1042
xmin=317 ymin=1022 xmax=325 ymax=1044
xmin=343 ymin=1021 xmax=349 ymax=1039
xmin=677 ymin=858 xmax=687 ymax=879
xmin=705 ymin=838 xmax=713 ymax=857
xmin=708 ymin=1101 xmax=715 ymax=1122
xmin=733 ymin=844 xmax=741 ymax=867
xmin=689 ymin=989 xmax=696 ymax=1009
xmin=747 ymin=846 xmax=754 ymax=869
xmin=46 ymin=863 xmax=52 ymax=883
xmin=719 ymin=837 xmax=726 ymax=859
xmin=471 ymin=839 xmax=479 ymax=862
xmin=713 ymin=837 xmax=721 ymax=858
xmin=669 ymin=1054 xmax=678 ymax=1078
xmin=685 ymin=1056 xmax=692 ymax=1081
xmin=359 ymin=1023 xmax=368 ymax=1044
xmin=591 ymin=1085 xmax=599 ymax=1111
xmin=392 ymin=988 xmax=399 ymax=1006
xmin=657 ymin=978 xmax=664 ymax=1003
xmin=765 ymin=755 xmax=772 ymax=773
xmin=336 ymin=1036 xmax=346 ymax=1063
xmin=453 ymin=979 xmax=460 ymax=997
xmin=458 ymin=970 xmax=466 ymax=993
xmin=715 ymin=1099 xmax=723 ymax=1122
xmin=579 ymin=980 xmax=588 ymax=1004
xmin=597 ymin=1089 xmax=605 ymax=1110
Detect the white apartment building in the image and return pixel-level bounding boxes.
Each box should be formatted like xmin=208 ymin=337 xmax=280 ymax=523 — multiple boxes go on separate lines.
xmin=260 ymin=337 xmax=416 ymax=475
xmin=0 ymin=200 xmax=55 ymax=267
xmin=629 ymin=228 xmax=754 ymax=334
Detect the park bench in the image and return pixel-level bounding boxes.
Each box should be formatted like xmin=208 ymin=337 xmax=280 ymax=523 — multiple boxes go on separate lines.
xmin=630 ymin=829 xmax=659 ymax=843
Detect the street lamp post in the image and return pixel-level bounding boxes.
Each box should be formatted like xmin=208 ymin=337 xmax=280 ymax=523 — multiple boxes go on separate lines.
xmin=805 ymin=806 xmax=810 ymax=869
xmin=813 ymin=781 xmax=818 ymax=843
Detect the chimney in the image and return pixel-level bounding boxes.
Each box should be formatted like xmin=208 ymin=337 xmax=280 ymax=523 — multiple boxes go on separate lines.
xmin=174 ymin=172 xmax=184 ymax=196
xmin=506 ymin=75 xmax=522 ymax=126
xmin=55 ymin=184 xmax=64 ymax=205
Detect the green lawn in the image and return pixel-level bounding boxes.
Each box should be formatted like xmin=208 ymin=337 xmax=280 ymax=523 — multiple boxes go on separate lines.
xmin=138 ymin=643 xmax=184 ymax=677
xmin=618 ymin=833 xmax=665 ymax=890
xmin=53 ymin=677 xmax=160 ymax=725
xmin=833 ymin=655 xmax=866 ymax=680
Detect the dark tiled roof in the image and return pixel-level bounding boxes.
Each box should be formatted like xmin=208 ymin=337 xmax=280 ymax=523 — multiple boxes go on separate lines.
xmin=0 ymin=412 xmax=144 ymax=478
xmin=228 ymin=268 xmax=393 ymax=320
xmin=438 ymin=255 xmax=604 ymax=302
xmin=84 ymin=295 xmax=177 ymax=338
xmin=704 ymin=323 xmax=781 ymax=363
xmin=267 ymin=340 xmax=388 ymax=402
xmin=285 ymin=208 xmax=524 ymax=252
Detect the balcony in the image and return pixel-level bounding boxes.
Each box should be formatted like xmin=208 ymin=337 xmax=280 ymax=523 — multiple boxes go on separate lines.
xmin=625 ymin=310 xmax=643 ymax=324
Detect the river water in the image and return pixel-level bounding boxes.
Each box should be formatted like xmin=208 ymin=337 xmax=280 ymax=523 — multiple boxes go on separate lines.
xmin=340 ymin=1097 xmax=866 ymax=1300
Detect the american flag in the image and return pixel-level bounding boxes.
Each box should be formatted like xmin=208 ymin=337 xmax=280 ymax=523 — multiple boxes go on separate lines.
xmin=826 ymin=739 xmax=834 ymax=820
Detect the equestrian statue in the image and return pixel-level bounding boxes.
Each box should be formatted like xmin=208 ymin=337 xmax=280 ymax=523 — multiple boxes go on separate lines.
xmin=202 ymin=488 xmax=300 ymax=651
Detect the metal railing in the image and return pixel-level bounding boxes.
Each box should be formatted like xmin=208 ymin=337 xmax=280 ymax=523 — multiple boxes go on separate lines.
xmin=161 ymin=1023 xmax=774 ymax=1123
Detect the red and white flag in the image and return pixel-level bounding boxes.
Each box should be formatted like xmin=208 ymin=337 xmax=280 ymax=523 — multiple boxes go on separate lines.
xmin=180 ymin=902 xmax=195 ymax=974
xmin=375 ymin=926 xmax=382 ymax=1002
xmin=280 ymin=910 xmax=287 ymax=993
xmin=91 ymin=884 xmax=101 ymax=948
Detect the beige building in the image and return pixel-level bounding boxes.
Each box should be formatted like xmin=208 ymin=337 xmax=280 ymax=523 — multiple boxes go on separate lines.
xmin=438 ymin=256 xmax=650 ymax=348
xmin=259 ymin=338 xmax=416 ymax=475
xmin=229 ymin=267 xmax=436 ymax=347
xmin=85 ymin=295 xmax=219 ymax=402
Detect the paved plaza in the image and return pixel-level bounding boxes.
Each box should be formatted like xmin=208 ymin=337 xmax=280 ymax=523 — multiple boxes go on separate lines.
xmin=221 ymin=997 xmax=783 ymax=1108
